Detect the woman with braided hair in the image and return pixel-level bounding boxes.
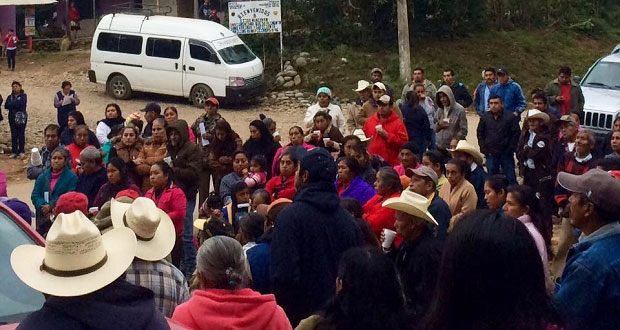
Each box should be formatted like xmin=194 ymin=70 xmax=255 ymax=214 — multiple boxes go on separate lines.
xmin=172 ymin=236 xmax=291 ymax=330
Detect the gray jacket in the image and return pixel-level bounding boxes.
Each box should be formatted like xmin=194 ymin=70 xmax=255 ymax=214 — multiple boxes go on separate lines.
xmin=435 ymin=85 xmax=468 ymax=149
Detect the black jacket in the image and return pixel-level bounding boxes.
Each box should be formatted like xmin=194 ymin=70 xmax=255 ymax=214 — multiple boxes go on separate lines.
xmin=448 ymin=82 xmax=473 ymax=108
xmin=470 ymin=165 xmax=488 ymax=209
xmin=427 ymin=193 xmax=451 ymax=240
xmin=400 ymin=102 xmax=432 ymax=146
xmin=167 ymin=120 xmax=202 ymax=201
xmin=16 ymin=279 xmax=169 ymax=330
xmin=391 ymin=229 xmax=442 ymax=323
xmin=270 ymin=181 xmax=363 ymax=326
xmin=76 ymin=166 xmax=108 ymax=208
xmin=477 ymin=109 xmax=520 ymax=158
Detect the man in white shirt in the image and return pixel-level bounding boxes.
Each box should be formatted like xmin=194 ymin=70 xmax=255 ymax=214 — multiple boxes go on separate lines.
xmin=304 ymin=86 xmax=346 ymax=134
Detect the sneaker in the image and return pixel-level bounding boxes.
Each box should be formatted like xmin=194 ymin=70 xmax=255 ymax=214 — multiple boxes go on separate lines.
xmin=9 ymin=153 xmax=17 ymax=159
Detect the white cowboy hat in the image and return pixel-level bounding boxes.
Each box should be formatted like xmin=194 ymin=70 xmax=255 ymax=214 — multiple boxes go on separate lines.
xmin=353 ymin=80 xmax=371 ymax=92
xmin=353 ymin=128 xmax=371 ymax=142
xmin=382 ymin=190 xmax=438 ymax=226
xmin=10 ymin=211 xmax=136 ymax=297
xmin=111 ymin=197 xmax=176 ymax=261
xmin=448 ymin=140 xmax=484 ymax=165
xmin=526 ymin=109 xmax=550 ymax=123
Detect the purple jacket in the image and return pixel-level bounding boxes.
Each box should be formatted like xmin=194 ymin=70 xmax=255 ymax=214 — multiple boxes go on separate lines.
xmin=338 ymin=176 xmax=376 ymax=206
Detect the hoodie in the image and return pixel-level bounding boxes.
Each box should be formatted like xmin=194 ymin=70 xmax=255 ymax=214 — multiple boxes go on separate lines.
xmin=172 ymin=288 xmax=291 ymax=330
xmin=16 ymin=279 xmax=169 ymax=330
xmin=435 ymin=85 xmax=468 ymax=150
xmin=167 ymin=120 xmax=202 ymax=201
xmin=362 ymin=110 xmax=408 ymax=166
xmin=270 ymin=181 xmax=363 ymax=326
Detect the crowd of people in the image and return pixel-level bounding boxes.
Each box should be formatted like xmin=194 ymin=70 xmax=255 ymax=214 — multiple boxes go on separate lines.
xmin=1 ymin=63 xmax=619 ymax=330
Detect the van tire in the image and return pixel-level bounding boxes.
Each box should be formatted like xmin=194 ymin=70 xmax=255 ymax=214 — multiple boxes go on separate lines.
xmin=190 ymin=84 xmax=213 ymax=108
xmin=107 ymin=75 xmax=133 ymax=100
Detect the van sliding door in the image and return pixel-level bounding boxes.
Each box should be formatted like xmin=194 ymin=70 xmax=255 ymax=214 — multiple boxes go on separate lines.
xmin=142 ymin=37 xmax=184 ymax=96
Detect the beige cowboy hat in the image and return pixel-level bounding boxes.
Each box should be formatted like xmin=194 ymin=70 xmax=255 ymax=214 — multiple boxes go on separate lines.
xmin=382 ymin=190 xmax=438 ymax=226
xmin=10 ymin=211 xmax=136 ymax=297
xmin=111 ymin=197 xmax=176 ymax=261
xmin=526 ymin=109 xmax=550 ymax=123
xmin=353 ymin=128 xmax=371 ymax=142
xmin=353 ymin=80 xmax=371 ymax=92
xmin=448 ymin=140 xmax=484 ymax=165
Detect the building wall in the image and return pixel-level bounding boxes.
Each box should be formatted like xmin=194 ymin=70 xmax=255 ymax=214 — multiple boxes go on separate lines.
xmin=0 ymin=6 xmax=16 ymax=35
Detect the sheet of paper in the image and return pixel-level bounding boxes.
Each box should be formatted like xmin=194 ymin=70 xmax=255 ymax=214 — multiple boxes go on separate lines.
xmin=199 ymin=123 xmax=210 ymax=146
xmin=62 ymin=95 xmax=73 ymax=106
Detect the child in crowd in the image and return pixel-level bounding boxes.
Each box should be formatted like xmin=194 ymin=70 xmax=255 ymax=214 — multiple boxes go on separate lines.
xmin=244 ymin=155 xmax=268 ymax=189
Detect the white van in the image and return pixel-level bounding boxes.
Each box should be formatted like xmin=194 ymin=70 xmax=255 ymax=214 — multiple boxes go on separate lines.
xmin=89 ymin=14 xmax=264 ymax=106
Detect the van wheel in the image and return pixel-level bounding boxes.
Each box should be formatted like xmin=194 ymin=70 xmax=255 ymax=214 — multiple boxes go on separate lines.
xmin=190 ymin=84 xmax=213 ymax=108
xmin=107 ymin=75 xmax=133 ymax=100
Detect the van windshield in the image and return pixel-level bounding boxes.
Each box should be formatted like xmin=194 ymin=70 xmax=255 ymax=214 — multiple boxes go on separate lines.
xmin=218 ymin=44 xmax=257 ymax=65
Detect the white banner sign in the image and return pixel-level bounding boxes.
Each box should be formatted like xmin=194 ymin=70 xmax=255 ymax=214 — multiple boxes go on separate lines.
xmin=228 ymin=1 xmax=282 ymax=34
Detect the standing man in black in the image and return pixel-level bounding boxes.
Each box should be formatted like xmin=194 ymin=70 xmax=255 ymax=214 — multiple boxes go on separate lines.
xmin=442 ymin=69 xmax=473 ymax=108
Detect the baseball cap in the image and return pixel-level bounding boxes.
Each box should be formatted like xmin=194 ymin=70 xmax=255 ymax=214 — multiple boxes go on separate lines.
xmin=141 ymin=102 xmax=161 ymax=114
xmin=205 ymin=97 xmax=219 ymax=107
xmin=54 ymin=192 xmax=88 ymax=216
xmin=376 ymin=95 xmax=391 ymax=105
xmin=558 ymin=115 xmax=577 ymax=126
xmin=300 ymin=148 xmax=337 ymax=183
xmin=557 ymin=168 xmax=620 ymax=213
xmin=371 ymin=68 xmax=383 ymax=75
xmin=496 ymin=67 xmax=509 ymax=75
xmin=372 ymin=82 xmax=386 ymax=91
xmin=316 ymin=86 xmax=332 ymax=98
xmin=406 ymin=166 xmax=439 ymax=185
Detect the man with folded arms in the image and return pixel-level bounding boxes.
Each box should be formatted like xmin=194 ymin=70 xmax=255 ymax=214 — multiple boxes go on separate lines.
xmin=112 ymin=197 xmax=190 ymax=317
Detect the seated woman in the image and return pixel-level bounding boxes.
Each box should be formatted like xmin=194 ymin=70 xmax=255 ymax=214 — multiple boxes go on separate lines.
xmin=362 ymin=167 xmax=402 ymax=239
xmin=336 ymin=156 xmax=375 ymax=206
xmin=134 ymin=118 xmax=168 ymax=193
xmin=271 ymin=126 xmax=313 ymax=176
xmin=60 ymin=110 xmax=100 ymax=148
xmin=109 ymin=126 xmax=143 ymax=185
xmin=304 ymin=111 xmax=343 ymax=154
xmin=145 ymin=160 xmax=187 ymax=268
xmin=164 ymin=106 xmax=196 ymax=143
xmin=265 ymin=148 xmax=299 ymax=200
xmin=393 ymin=141 xmax=421 ymax=188
xmin=93 ymin=157 xmax=141 ymax=209
xmin=222 ymin=181 xmax=250 ymax=234
xmin=96 ymin=103 xmax=125 ymax=146
xmin=31 ymin=149 xmax=77 ymax=236
xmin=483 ymin=175 xmax=509 ymax=212
xmin=439 ymin=158 xmax=477 ymax=231
xmin=243 ymin=120 xmax=279 ymax=178
xmin=219 ymin=150 xmax=249 ymax=205
xmin=66 ymin=125 xmax=95 ymax=173
xmin=76 ymin=147 xmax=108 ymax=208
xmin=172 ymin=236 xmax=291 ymax=330
xmin=296 ymin=247 xmax=407 ymax=330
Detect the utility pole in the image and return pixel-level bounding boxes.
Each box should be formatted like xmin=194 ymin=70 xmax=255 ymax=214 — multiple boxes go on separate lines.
xmin=397 ymin=0 xmax=411 ymax=84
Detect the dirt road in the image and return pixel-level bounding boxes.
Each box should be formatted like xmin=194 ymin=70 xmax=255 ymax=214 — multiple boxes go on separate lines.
xmin=0 ymin=49 xmax=480 ymax=208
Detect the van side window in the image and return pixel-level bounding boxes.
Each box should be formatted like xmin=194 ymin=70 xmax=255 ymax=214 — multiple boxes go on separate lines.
xmin=146 ymin=38 xmax=181 ymax=59
xmin=97 ymin=32 xmax=142 ymax=55
xmin=190 ymin=43 xmax=220 ymax=64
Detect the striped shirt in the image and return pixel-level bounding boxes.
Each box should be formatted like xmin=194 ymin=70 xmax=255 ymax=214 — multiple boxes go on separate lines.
xmin=125 ymin=258 xmax=190 ymax=317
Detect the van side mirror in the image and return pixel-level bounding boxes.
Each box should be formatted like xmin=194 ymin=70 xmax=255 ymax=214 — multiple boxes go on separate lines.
xmin=573 ymin=76 xmax=582 ymax=84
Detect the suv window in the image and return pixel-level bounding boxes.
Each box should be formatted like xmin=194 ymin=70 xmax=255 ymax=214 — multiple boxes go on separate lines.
xmin=582 ymin=61 xmax=620 ymax=90
xmin=146 ymin=38 xmax=181 ymax=59
xmin=96 ymin=32 xmax=142 ymax=55
xmin=189 ymin=42 xmax=220 ymax=64
xmin=0 ymin=210 xmax=45 ymax=324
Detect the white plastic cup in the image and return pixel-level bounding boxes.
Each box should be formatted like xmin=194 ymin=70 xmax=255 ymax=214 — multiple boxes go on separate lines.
xmin=31 ymin=147 xmax=42 ymax=166
xmin=375 ymin=124 xmax=383 ymax=132
xmin=443 ymin=118 xmax=450 ymax=124
xmin=323 ymin=138 xmax=331 ymax=145
xmin=313 ymin=130 xmax=321 ymax=136
xmin=273 ymin=131 xmax=280 ymax=137
xmin=89 ymin=207 xmax=99 ymax=215
xmin=163 ymin=156 xmax=172 ymax=166
xmin=382 ymin=229 xmax=397 ymax=249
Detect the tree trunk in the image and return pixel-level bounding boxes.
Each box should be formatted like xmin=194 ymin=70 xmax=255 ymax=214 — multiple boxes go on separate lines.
xmin=397 ymin=0 xmax=411 ymax=84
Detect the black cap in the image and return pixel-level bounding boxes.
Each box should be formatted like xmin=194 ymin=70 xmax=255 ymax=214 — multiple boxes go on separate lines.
xmin=141 ymin=102 xmax=161 ymax=114
xmin=497 ymin=67 xmax=509 ymax=75
xmin=300 ymin=148 xmax=337 ymax=183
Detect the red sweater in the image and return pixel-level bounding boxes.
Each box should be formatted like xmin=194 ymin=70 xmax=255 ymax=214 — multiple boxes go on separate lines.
xmin=363 ymin=111 xmax=408 ymax=166
xmin=265 ymin=175 xmax=296 ymax=200
xmin=172 ymin=288 xmax=292 ymax=330
xmin=362 ymin=191 xmax=401 ymax=238
xmin=145 ymin=185 xmax=186 ymax=235
xmin=66 ymin=143 xmax=94 ymax=173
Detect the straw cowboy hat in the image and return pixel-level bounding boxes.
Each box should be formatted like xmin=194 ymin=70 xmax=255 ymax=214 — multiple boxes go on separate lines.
xmin=353 ymin=80 xmax=371 ymax=92
xmin=382 ymin=190 xmax=438 ymax=226
xmin=111 ymin=197 xmax=176 ymax=261
xmin=353 ymin=128 xmax=371 ymax=142
xmin=526 ymin=109 xmax=550 ymax=123
xmin=448 ymin=140 xmax=484 ymax=165
xmin=10 ymin=211 xmax=136 ymax=297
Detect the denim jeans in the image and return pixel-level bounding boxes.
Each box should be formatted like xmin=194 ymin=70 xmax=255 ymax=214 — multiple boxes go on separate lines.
xmin=181 ymin=198 xmax=197 ymax=278
xmin=485 ymin=155 xmax=517 ymax=184
xmin=6 ymin=49 xmax=16 ymax=70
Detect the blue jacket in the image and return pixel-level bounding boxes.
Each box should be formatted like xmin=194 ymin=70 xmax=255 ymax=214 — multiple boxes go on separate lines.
xmin=553 ymin=222 xmax=620 ymax=330
xmin=338 ymin=176 xmax=376 ymax=206
xmin=247 ymin=240 xmax=271 ymax=294
xmin=470 ymin=165 xmax=488 ymax=209
xmin=474 ymin=81 xmax=498 ymax=114
xmin=31 ymin=167 xmax=77 ymax=213
xmin=4 ymin=92 xmax=27 ymax=124
xmin=427 ymin=192 xmax=451 ymax=240
xmin=489 ymin=79 xmax=526 ymax=114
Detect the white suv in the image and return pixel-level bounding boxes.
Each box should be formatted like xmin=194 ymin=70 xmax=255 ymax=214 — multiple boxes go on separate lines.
xmin=579 ymin=52 xmax=620 ymax=136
